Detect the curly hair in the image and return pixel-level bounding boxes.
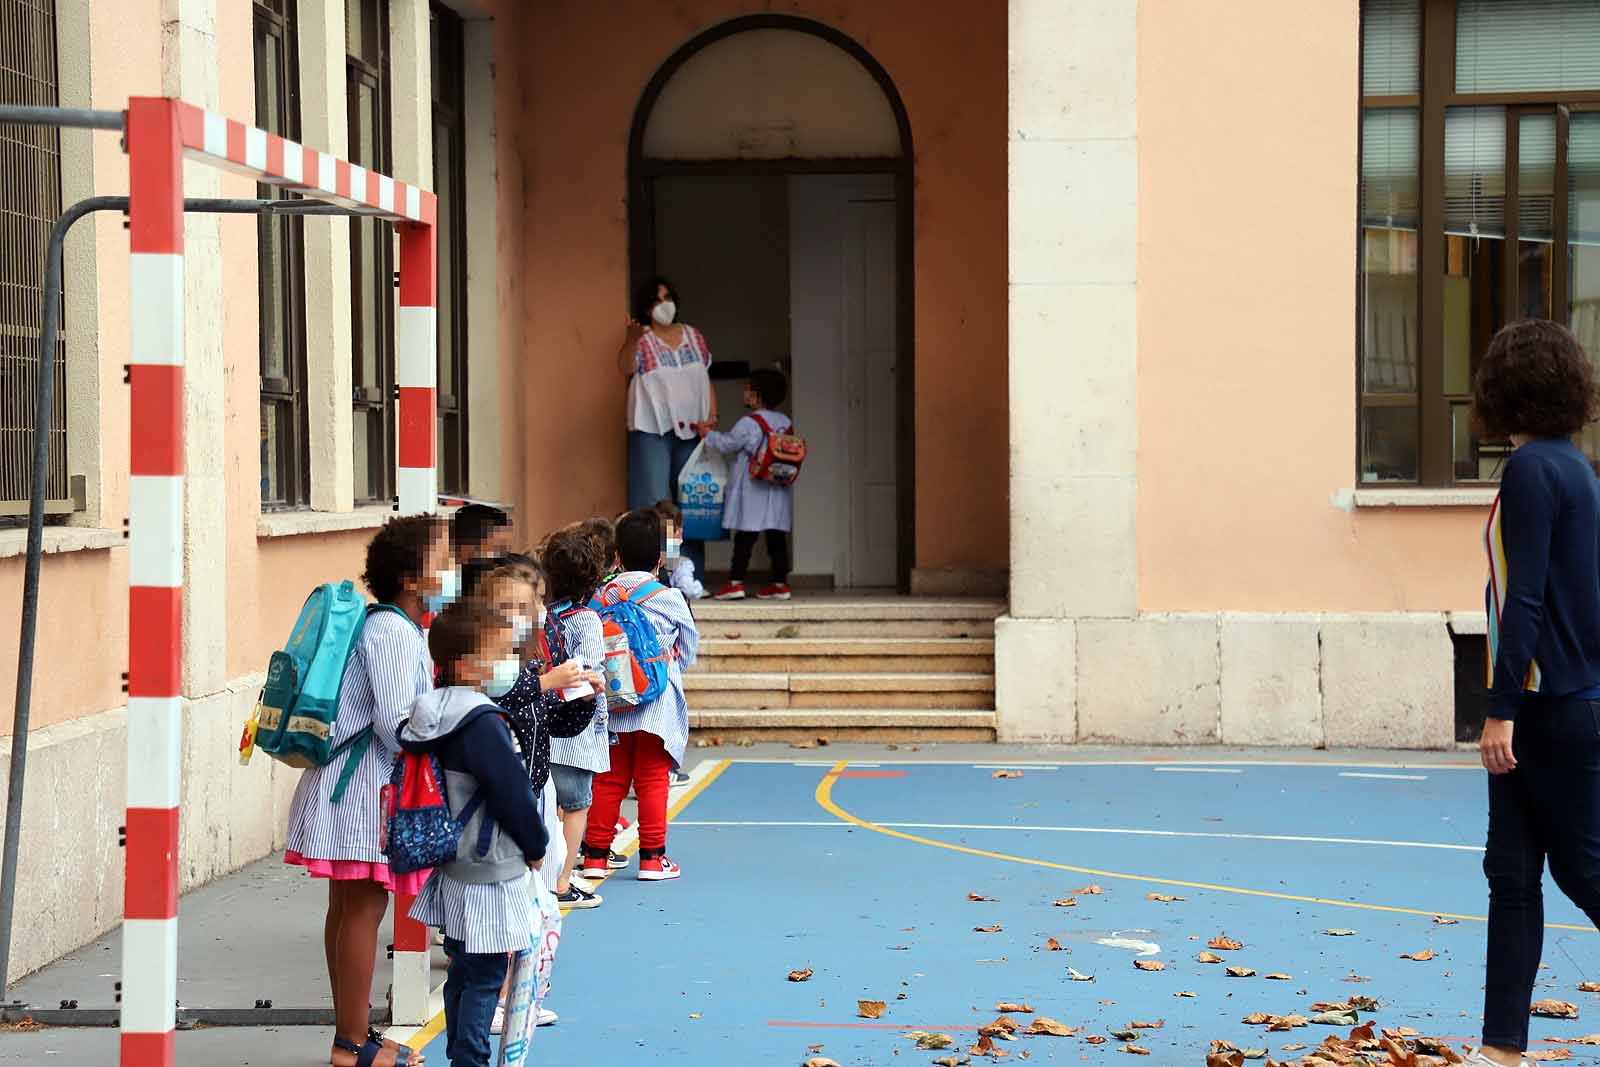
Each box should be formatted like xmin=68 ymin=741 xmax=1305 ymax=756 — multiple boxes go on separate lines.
xmin=539 ymin=528 xmax=608 ymax=606
xmin=578 ymin=517 xmax=616 ymax=572
xmin=1472 ymin=319 xmax=1599 ymax=439
xmin=362 ymin=515 xmax=442 ymax=604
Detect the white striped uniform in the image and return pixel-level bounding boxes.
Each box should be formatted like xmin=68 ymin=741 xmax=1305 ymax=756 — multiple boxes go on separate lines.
xmin=409 ymin=869 xmax=536 ymax=956
xmin=601 ymin=572 xmax=700 ymax=767
xmin=548 ymin=608 xmax=610 ymax=774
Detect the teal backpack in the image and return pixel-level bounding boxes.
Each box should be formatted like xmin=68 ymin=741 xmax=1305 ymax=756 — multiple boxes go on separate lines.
xmin=241 ymin=581 xmax=404 ymax=803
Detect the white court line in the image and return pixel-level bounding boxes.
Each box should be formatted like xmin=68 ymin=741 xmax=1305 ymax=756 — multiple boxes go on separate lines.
xmin=1340 ymin=772 xmax=1428 ymax=781
xmin=792 ymin=761 xmax=881 ymax=768
xmin=668 ymin=820 xmax=1481 ymax=852
xmin=1153 ymin=767 xmax=1242 ymax=774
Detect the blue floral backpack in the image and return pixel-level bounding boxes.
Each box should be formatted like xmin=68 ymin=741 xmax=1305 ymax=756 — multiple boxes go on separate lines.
xmin=381 ymin=750 xmax=488 ymax=875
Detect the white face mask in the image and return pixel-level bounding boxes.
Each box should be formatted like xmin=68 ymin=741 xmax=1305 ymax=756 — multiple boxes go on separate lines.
xmin=510 ymin=615 xmax=533 ymax=647
xmin=651 ymin=300 xmax=677 ymax=326
xmin=537 ymin=607 xmax=549 ymax=630
xmin=425 ymin=567 xmax=461 ymax=613
xmin=484 ymin=657 xmax=521 ymax=699
xmin=665 ymin=537 xmax=682 ymax=561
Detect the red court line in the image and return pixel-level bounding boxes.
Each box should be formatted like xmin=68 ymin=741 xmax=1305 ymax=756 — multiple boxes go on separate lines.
xmin=768 ymin=1021 xmax=981 ymax=1032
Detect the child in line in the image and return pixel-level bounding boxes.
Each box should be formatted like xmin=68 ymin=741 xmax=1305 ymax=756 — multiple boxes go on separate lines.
xmin=286 ymin=515 xmax=445 ymax=1067
xmin=580 ymin=509 xmax=700 ymax=882
xmin=452 ymin=503 xmax=514 ymax=567
xmin=700 ymin=368 xmax=794 ymax=601
xmin=402 ymin=601 xmax=548 ymax=1067
xmin=540 ymin=529 xmax=612 ymax=909
xmin=653 ymin=498 xmax=704 ymax=599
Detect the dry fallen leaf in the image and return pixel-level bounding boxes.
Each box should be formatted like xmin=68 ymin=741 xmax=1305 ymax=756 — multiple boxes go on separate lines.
xmin=808 ymin=1045 xmax=824 ymax=1055
xmin=1343 ymin=973 xmax=1372 ymax=983
xmin=1148 ymin=893 xmax=1185 ymax=902
xmin=915 ymin=1033 xmax=957 ymax=1050
xmin=991 ymin=769 xmax=1024 ymax=779
xmin=787 ymin=967 xmax=813 ymax=982
xmin=688 ymin=1012 xmax=702 ymax=1019
xmin=1175 ymin=991 xmax=1197 ymax=998
xmin=1130 ymin=1020 xmax=1164 ymax=1029
xmin=1324 ymin=928 xmax=1357 ymax=936
xmin=1241 ymin=1051 xmax=1267 ymax=1061
xmin=1206 ymin=1053 xmax=1243 ymax=1067
xmin=1110 ymin=1030 xmax=1138 ymax=1043
xmin=1025 ymin=1018 xmax=1076 ymax=1037
xmin=1225 ymin=966 xmax=1256 ymax=978
xmin=1310 ymin=1010 xmax=1357 ymax=1026
xmin=790 ymin=739 xmax=818 ymax=750
xmin=1123 ymin=1046 xmax=1151 ymax=1056
xmin=1348 ymin=995 xmax=1381 ymax=1012
xmin=974 ymin=924 xmax=1004 ymax=934
xmin=1044 ymin=937 xmax=1064 ymax=951
xmin=932 ymin=1058 xmax=971 ymax=1067
xmin=1084 ymin=1035 xmax=1108 ymax=1045
xmin=1196 ymin=951 xmax=1225 ymax=964
xmin=1533 ymin=999 xmax=1580 ymax=1019
xmin=1243 ymin=1013 xmax=1273 ymax=1025
xmin=980 ymin=1017 xmax=1021 ymax=1036
xmin=1134 ymin=959 xmax=1167 ymax=971
xmin=802 ymin=1059 xmax=841 ymax=1067
xmin=1075 ymin=885 xmax=1105 ymax=895
xmin=856 ymin=1000 xmax=886 ymax=1019
xmin=968 ymin=892 xmax=996 ymax=902
xmin=1264 ymin=973 xmax=1293 ymax=981
xmin=1068 ymin=967 xmax=1095 ymax=982
xmin=1572 ymin=1034 xmax=1600 ymax=1044
xmin=1433 ymin=915 xmax=1460 ymax=926
xmin=1581 ymin=983 xmax=1600 ymax=994
xmin=1527 ymin=1051 xmax=1573 ymax=1062
xmin=1401 ymin=949 xmax=1435 ymax=961
xmin=996 ymin=1002 xmax=1033 ymax=1014
xmin=1051 ymin=898 xmax=1077 ymax=908
xmin=1209 ymin=935 xmax=1244 ymax=951
xmin=1280 ymin=1045 xmax=1306 ymax=1052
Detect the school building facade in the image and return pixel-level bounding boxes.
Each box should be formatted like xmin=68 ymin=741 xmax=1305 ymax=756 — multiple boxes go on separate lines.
xmin=0 ymin=0 xmax=1574 ymax=979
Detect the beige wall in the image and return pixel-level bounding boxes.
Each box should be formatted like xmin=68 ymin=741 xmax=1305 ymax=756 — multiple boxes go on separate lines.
xmin=1136 ymin=0 xmax=1486 ymax=615
xmin=503 ymin=0 xmax=1008 ymax=571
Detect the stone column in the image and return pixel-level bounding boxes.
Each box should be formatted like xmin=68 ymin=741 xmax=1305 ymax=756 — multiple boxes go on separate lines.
xmin=996 ymin=0 xmax=1139 ymax=742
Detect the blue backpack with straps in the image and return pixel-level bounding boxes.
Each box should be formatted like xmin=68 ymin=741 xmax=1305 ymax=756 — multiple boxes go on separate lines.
xmin=382 ymin=750 xmax=488 ymax=875
xmin=588 ymin=580 xmax=675 ymax=708
xmin=242 ymin=581 xmax=404 ymax=804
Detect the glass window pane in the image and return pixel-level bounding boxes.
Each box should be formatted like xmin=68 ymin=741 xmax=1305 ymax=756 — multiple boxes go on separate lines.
xmin=434 ymin=121 xmax=455 ymax=399
xmin=357 ymin=220 xmax=379 ymax=387
xmin=1519 ymin=113 xmax=1557 ymax=321
xmin=353 ymin=408 xmax=372 ymax=502
xmin=1444 ymin=107 xmax=1508 ymax=400
xmin=1453 ymin=401 xmax=1512 ymax=482
xmin=1570 ymin=113 xmax=1600 ymax=465
xmin=261 ymin=218 xmax=287 ymax=379
xmin=1360 ymin=107 xmax=1419 ymax=484
xmin=1456 ymin=0 xmax=1600 ymax=94
xmin=261 ymin=402 xmax=279 ymax=504
xmin=1362 ymin=0 xmax=1420 ymax=96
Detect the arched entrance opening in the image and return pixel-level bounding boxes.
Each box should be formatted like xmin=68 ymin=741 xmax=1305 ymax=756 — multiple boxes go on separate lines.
xmin=628 ymin=15 xmax=914 ymax=591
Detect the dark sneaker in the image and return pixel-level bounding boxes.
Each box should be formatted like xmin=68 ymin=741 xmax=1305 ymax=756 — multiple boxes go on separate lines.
xmin=556 ymin=884 xmax=603 ymax=909
xmin=608 ymin=850 xmax=629 ymax=870
xmin=669 ymin=769 xmax=691 ymax=788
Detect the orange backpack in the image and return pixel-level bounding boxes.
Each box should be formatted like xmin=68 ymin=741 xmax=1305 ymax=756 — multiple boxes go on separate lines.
xmin=748 ymin=413 xmax=807 ymax=487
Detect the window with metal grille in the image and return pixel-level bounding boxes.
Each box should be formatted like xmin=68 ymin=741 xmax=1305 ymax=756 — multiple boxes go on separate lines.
xmin=431 ymin=2 xmax=467 ymax=495
xmin=348 ymin=0 xmax=394 ymax=505
xmin=256 ymin=0 xmax=311 ymax=509
xmin=0 ymin=0 xmax=69 ymax=519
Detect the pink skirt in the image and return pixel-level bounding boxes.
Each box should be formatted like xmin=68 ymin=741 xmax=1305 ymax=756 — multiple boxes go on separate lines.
xmin=284 ymin=850 xmax=430 ymax=896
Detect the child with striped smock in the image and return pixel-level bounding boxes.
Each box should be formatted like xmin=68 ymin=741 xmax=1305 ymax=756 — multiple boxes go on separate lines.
xmin=538 ymin=527 xmax=612 ymax=909
xmin=284 ymin=515 xmax=450 ymax=1067
xmin=580 ymin=508 xmax=700 ymax=882
xmin=402 ymin=601 xmax=549 ymax=1067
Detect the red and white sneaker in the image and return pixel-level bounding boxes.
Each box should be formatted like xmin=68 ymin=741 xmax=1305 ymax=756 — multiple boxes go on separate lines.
xmin=756 ymin=583 xmax=792 ymax=600
xmin=712 ymin=582 xmax=746 ymax=600
xmin=638 ymin=854 xmax=682 ymax=881
xmin=579 ymin=850 xmax=612 ymax=880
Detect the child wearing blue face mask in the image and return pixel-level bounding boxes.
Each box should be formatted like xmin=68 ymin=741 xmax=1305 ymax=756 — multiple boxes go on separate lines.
xmin=402 ymin=600 xmax=549 ymax=1067
xmin=284 ymin=515 xmax=447 ymax=1067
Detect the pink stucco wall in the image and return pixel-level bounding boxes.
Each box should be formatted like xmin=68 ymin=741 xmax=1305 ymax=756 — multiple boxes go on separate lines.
xmin=500 ymin=0 xmax=1008 ymax=573
xmin=1137 ymin=0 xmax=1488 ymax=614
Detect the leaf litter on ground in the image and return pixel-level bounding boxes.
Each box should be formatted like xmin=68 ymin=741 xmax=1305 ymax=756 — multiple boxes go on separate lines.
xmin=1134 ymin=960 xmax=1166 ymax=972
xmin=995 ymin=1002 xmax=1033 ymax=1014
xmin=1068 ymin=967 xmax=1095 ymax=982
xmin=1044 ymin=937 xmax=1063 ymax=951
xmin=991 ymin=769 xmax=1023 ymax=779
xmin=1025 ymin=1018 xmax=1076 ymax=1037
xmin=968 ymin=892 xmax=996 ymax=902
xmin=856 ymin=1000 xmax=886 ymax=1019
xmin=787 ymin=967 xmax=813 ymax=982
xmin=974 ymin=924 xmax=1004 ymax=934
xmin=1209 ymin=935 xmax=1245 ymax=951
xmin=1533 ymin=999 xmax=1580 ymax=1019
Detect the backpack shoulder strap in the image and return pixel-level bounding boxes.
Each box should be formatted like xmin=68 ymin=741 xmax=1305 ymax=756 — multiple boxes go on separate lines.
xmin=750 ymin=412 xmax=772 ymax=435
xmin=634 ymin=580 xmax=670 ymax=604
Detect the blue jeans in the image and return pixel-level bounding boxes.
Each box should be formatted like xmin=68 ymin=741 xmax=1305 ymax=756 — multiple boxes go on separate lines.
xmin=627 ymin=429 xmax=706 ymax=578
xmin=1482 ymin=695 xmax=1600 ymax=1051
xmin=442 ymin=938 xmax=509 ymax=1067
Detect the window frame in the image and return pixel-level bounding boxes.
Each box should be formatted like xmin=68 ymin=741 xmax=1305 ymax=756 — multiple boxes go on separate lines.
xmin=254 ymin=0 xmax=311 ymax=511
xmin=430 ymin=1 xmax=468 ymax=495
xmin=346 ymin=0 xmax=395 ymax=506
xmin=1359 ymin=0 xmax=1600 ymax=486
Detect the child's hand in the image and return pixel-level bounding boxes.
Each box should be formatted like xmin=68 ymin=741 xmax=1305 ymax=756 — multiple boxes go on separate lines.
xmin=695 ymin=421 xmax=711 ymax=438
xmin=539 ymin=658 xmax=589 ymax=692
xmin=528 ymin=857 xmax=543 ymax=872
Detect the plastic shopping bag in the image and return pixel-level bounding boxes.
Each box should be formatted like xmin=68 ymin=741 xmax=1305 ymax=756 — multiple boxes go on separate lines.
xmin=677 ymin=441 xmax=730 ymax=543
xmin=498 ymin=876 xmax=563 ymax=1067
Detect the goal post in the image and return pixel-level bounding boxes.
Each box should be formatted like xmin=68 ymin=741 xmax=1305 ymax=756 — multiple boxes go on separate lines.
xmin=123 ymin=96 xmax=438 ymax=1067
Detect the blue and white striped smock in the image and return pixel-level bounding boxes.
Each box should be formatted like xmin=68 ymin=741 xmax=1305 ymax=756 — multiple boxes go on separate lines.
xmin=409 ymin=868 xmax=535 ymax=955
xmin=603 ymin=572 xmax=699 ymax=767
xmin=548 ymin=607 xmax=610 ymax=774
xmin=284 ymin=609 xmax=433 ymax=865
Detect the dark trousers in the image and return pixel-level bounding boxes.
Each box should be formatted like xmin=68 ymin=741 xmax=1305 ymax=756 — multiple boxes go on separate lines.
xmin=731 ymin=530 xmax=790 ymax=584
xmin=442 ymin=938 xmax=510 ymax=1067
xmin=1483 ymin=695 xmax=1600 ymax=1050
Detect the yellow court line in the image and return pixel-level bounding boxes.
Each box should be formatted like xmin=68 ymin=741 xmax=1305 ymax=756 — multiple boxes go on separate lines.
xmin=813 ymin=758 xmax=1594 ymax=934
xmin=406 ymin=758 xmax=735 ymax=1051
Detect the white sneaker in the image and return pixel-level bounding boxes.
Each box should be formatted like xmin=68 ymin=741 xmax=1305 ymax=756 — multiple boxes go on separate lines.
xmin=1461 ymin=1051 xmax=1525 ymax=1067
xmin=537 ymin=1007 xmax=558 ymax=1027
xmin=569 ymin=874 xmax=595 ymax=893
xmin=490 ymin=1003 xmax=505 ymax=1035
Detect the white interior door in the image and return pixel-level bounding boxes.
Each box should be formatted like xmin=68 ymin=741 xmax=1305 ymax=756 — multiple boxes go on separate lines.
xmin=842 ymin=196 xmax=898 ymax=588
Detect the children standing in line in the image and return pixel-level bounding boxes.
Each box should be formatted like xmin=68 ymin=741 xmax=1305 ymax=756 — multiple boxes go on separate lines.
xmin=539 ymin=529 xmax=612 ymax=909
xmin=700 ymin=368 xmax=794 ymax=601
xmin=285 ymin=515 xmax=446 ymax=1067
xmin=402 ymin=602 xmax=548 ymax=1067
xmin=580 ymin=509 xmax=700 ymax=882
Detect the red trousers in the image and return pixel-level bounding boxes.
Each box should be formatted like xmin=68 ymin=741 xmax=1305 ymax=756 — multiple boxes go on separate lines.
xmin=585 ymin=730 xmax=673 ymax=854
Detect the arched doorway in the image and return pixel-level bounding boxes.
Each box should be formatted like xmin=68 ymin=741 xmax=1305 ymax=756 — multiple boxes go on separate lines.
xmin=627 ymin=15 xmax=915 ymax=591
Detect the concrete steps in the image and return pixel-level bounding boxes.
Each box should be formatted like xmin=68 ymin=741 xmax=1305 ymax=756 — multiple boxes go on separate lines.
xmin=686 ymin=598 xmax=1005 ymax=742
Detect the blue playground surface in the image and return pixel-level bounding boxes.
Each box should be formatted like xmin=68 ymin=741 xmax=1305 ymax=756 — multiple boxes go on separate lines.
xmin=415 ymin=757 xmax=1600 ymax=1064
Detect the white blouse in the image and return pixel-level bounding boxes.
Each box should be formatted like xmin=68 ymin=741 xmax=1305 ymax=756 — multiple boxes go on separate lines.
xmin=627 ymin=326 xmax=713 ymax=440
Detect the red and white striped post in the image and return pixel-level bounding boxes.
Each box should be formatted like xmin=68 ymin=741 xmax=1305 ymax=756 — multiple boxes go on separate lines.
xmin=391 ymin=202 xmax=438 ymax=1023
xmin=123 ymin=96 xmax=185 ymax=1067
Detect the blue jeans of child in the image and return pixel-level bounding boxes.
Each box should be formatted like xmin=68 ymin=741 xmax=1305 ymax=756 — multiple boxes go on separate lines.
xmin=1482 ymin=694 xmax=1600 ymax=1051
xmin=627 ymin=429 xmax=705 ymax=578
xmin=442 ymin=938 xmax=509 ymax=1067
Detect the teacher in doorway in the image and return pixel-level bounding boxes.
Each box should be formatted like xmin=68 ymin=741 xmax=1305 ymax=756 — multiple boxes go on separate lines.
xmin=618 ymin=275 xmax=716 ymax=581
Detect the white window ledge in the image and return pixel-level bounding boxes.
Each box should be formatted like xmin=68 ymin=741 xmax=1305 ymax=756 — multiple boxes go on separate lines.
xmin=1448 ymin=611 xmax=1489 ymax=635
xmin=257 ymin=505 xmax=394 ymax=539
xmin=1351 ymin=488 xmax=1498 ymax=508
xmin=0 ymin=526 xmax=124 ymax=560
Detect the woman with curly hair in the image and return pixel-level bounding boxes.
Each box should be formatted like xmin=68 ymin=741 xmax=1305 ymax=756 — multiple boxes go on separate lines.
xmin=1469 ymin=319 xmax=1600 ymax=1067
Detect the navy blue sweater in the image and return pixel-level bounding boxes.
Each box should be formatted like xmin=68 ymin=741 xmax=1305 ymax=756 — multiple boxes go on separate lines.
xmin=1488 ymin=438 xmax=1600 ymax=719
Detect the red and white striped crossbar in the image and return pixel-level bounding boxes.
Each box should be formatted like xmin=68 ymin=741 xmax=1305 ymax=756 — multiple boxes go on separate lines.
xmin=122 ymin=97 xmax=437 ymax=1067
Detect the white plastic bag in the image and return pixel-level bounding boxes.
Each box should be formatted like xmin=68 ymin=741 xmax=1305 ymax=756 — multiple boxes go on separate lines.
xmin=498 ymin=875 xmax=563 ymax=1066
xmin=677 ymin=441 xmax=730 ymax=542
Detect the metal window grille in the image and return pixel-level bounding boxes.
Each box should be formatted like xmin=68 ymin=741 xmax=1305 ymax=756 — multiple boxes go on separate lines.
xmin=0 ymin=0 xmax=69 ymax=517
xmin=348 ymin=0 xmax=394 ymax=505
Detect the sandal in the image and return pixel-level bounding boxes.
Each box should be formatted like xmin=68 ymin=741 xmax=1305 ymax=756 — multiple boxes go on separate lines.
xmin=333 ymin=1034 xmax=423 ymax=1067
